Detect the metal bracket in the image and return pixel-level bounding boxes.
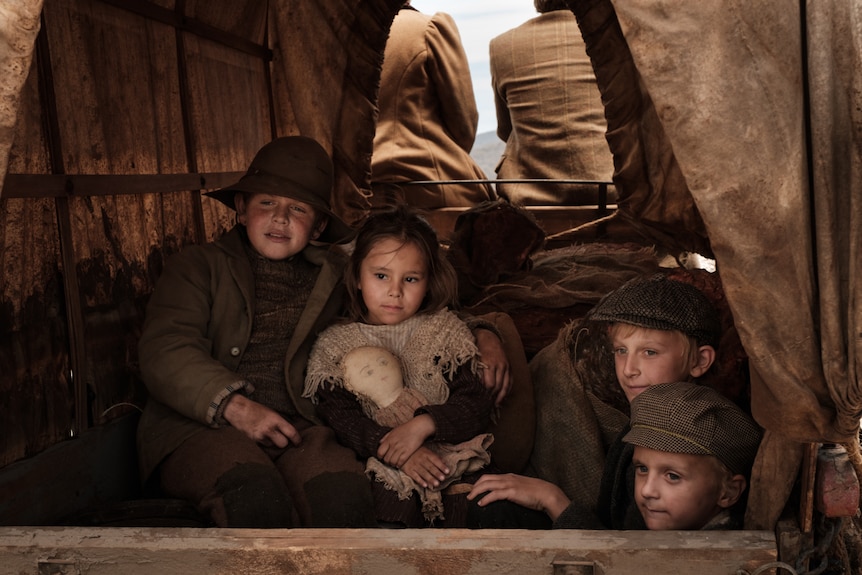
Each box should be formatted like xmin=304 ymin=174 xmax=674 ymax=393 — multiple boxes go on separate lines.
xmin=552 ymin=554 xmax=599 ymax=575
xmin=37 ymin=558 xmax=79 ymax=575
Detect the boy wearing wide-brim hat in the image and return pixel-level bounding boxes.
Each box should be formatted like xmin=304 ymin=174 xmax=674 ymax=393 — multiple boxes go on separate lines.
xmin=204 ymin=135 xmax=352 ymax=244
xmin=625 ymin=381 xmax=762 ymax=530
xmin=136 ymin=136 xmax=376 ymax=528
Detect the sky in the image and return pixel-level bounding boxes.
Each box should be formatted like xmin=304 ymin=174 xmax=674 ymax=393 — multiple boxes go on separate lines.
xmin=410 ymin=0 xmax=538 ymax=135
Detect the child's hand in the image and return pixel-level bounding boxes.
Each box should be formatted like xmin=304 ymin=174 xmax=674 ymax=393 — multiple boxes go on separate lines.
xmin=467 ymin=473 xmax=570 ymax=521
xmin=377 ymin=414 xmax=435 ymax=467
xmin=223 ymin=394 xmax=301 ymax=448
xmin=474 ymin=329 xmax=511 ymax=406
xmin=400 ymin=446 xmax=449 ymax=488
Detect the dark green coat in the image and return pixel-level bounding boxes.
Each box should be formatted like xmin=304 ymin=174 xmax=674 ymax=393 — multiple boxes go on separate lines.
xmin=136 ymin=226 xmax=347 ymax=481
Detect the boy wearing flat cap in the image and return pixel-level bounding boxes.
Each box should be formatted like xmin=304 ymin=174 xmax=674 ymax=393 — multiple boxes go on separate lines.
xmin=626 ymin=382 xmax=762 ymax=530
xmin=588 ymin=273 xmax=722 ymax=404
xmin=136 ymin=136 xmax=377 ymax=528
xmin=468 ymin=274 xmax=725 ymax=529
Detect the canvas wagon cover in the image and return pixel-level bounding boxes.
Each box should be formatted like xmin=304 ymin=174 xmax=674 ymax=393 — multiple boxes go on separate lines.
xmin=567 ymin=0 xmax=862 ymax=526
xmin=1 ymin=0 xmax=860 ymax=529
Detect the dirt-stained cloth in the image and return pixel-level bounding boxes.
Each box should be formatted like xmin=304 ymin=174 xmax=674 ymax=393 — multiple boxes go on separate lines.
xmin=0 ymin=0 xmax=42 ymax=197
xmin=366 ymin=433 xmax=493 ymax=524
xmin=526 ymin=319 xmax=629 ymax=512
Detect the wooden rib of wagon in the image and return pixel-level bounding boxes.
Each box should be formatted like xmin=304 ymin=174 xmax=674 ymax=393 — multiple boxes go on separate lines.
xmin=0 ymin=0 xmax=859 ymax=573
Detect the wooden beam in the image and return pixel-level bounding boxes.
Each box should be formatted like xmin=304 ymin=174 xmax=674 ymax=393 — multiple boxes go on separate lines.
xmin=424 ymin=206 xmax=621 ymax=243
xmin=95 ymin=0 xmax=272 ymax=59
xmin=0 ymin=526 xmax=776 ymax=575
xmin=174 ymin=0 xmax=208 ymax=247
xmin=799 ymin=442 xmax=818 ymax=533
xmin=35 ymin=9 xmax=90 ymax=437
xmin=1 ymin=172 xmax=245 ymax=199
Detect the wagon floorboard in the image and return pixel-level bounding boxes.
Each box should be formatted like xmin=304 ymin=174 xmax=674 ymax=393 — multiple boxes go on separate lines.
xmin=0 ymin=526 xmax=776 ymax=575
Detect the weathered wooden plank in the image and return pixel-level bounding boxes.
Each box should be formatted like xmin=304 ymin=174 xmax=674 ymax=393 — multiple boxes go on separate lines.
xmin=99 ymin=0 xmax=271 ymax=58
xmin=0 ymin=526 xmax=777 ymax=575
xmin=0 ymin=198 xmax=72 ymax=467
xmin=0 ymin=46 xmax=72 ymax=468
xmin=42 ymin=0 xmax=196 ymax=425
xmin=181 ymin=32 xmax=271 ymax=240
xmin=1 ymin=0 xmax=278 ymax=470
xmin=184 ymin=0 xmax=267 ymax=46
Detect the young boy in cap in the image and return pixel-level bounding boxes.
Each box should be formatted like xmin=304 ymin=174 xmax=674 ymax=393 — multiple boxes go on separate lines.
xmin=468 ymin=274 xmax=725 ymax=529
xmin=625 ymin=382 xmax=762 ymax=530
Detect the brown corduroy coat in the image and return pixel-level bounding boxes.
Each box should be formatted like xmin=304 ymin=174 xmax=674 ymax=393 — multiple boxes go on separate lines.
xmin=135 ymin=225 xmax=347 ymax=482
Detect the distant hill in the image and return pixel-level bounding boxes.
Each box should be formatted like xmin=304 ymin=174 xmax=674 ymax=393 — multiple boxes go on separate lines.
xmin=471 ymin=131 xmax=505 ymax=179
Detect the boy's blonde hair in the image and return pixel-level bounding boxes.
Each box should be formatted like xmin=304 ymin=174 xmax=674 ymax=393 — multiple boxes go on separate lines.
xmin=608 ymin=322 xmax=698 ymax=365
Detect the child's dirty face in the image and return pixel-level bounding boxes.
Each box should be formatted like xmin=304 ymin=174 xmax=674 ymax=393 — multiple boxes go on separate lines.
xmin=359 ymin=237 xmax=428 ymax=325
xmin=632 ymin=446 xmax=728 ymax=530
xmin=235 ymin=193 xmax=325 ymax=260
xmin=611 ymin=326 xmax=695 ymax=402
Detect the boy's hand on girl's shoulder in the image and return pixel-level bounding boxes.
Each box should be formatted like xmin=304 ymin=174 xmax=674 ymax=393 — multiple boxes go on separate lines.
xmin=400 ymin=446 xmax=449 ymax=489
xmin=377 ymin=414 xmax=435 ymax=468
xmin=223 ymin=394 xmax=302 ymax=448
xmin=474 ymin=329 xmax=511 ymax=406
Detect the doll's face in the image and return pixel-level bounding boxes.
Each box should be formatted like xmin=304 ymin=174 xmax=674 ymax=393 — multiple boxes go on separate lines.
xmin=342 ymin=346 xmax=404 ymax=408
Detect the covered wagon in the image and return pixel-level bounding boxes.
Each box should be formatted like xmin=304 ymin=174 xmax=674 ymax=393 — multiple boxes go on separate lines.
xmin=0 ymin=0 xmax=859 ymax=573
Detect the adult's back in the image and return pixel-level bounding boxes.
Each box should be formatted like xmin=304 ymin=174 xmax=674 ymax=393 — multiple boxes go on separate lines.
xmin=490 ymin=6 xmax=614 ymax=205
xmin=371 ymin=5 xmax=495 ymax=208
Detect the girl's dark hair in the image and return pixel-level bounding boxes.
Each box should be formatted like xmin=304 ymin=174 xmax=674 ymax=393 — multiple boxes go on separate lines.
xmin=344 ymin=205 xmax=459 ymax=322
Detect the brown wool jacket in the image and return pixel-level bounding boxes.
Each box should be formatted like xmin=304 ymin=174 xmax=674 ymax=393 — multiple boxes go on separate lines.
xmin=490 ymin=10 xmax=614 ymax=205
xmin=371 ymin=8 xmax=495 ymax=208
xmin=135 ymin=226 xmax=347 ymax=482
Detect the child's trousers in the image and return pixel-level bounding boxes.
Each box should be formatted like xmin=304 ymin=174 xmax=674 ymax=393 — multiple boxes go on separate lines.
xmin=159 ymin=420 xmax=377 ymax=528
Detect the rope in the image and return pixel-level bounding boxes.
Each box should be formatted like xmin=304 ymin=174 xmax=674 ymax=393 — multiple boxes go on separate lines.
xmin=842 ymin=438 xmax=862 ymax=511
xmin=795 ymin=516 xmax=844 ymax=575
xmin=838 ymin=439 xmax=862 ymax=573
xmin=101 ymin=402 xmax=144 ymax=417
xmin=831 ymin=520 xmax=851 ymax=575
xmin=736 ymin=562 xmax=799 ymax=575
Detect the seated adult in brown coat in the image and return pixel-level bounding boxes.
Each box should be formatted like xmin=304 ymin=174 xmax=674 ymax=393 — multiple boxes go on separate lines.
xmin=371 ymin=2 xmax=496 ymax=208
xmin=490 ymin=0 xmax=614 ymax=206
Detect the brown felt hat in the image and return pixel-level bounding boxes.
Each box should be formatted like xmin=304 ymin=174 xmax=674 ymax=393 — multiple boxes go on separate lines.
xmin=623 ymin=382 xmax=762 ymax=476
xmin=205 ymin=136 xmax=352 ymax=243
xmin=588 ymin=274 xmax=722 ymax=347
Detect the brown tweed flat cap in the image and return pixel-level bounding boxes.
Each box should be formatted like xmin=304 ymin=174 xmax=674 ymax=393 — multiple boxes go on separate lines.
xmin=623 ymin=382 xmax=762 ymax=476
xmin=588 ymin=274 xmax=722 ymax=347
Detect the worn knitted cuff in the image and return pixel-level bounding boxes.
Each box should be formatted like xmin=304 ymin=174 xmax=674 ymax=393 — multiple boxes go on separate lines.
xmin=208 ymin=380 xmax=253 ymax=427
xmin=460 ymin=314 xmax=504 ymax=343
